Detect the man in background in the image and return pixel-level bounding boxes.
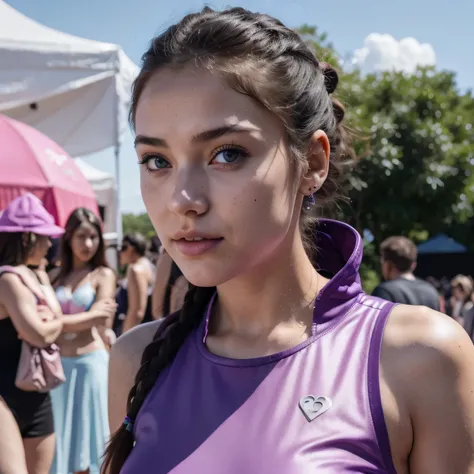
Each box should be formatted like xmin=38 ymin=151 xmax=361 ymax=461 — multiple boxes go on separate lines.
xmin=372 ymin=236 xmax=440 ymax=310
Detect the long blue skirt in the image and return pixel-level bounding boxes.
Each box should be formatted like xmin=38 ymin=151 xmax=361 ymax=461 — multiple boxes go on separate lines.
xmin=50 ymin=349 xmax=109 ymax=474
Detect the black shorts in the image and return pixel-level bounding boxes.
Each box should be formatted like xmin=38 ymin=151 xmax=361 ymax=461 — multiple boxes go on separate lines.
xmin=1 ymin=390 xmax=54 ymax=438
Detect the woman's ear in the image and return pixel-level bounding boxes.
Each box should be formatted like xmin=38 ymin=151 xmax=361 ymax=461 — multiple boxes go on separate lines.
xmin=299 ymin=130 xmax=330 ymax=197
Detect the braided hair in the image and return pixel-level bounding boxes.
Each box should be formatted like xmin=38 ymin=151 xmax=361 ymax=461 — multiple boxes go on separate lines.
xmin=102 ymin=7 xmax=353 ymax=473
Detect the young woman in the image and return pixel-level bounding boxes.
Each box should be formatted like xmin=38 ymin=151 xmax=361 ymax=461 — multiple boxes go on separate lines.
xmin=115 ymin=233 xmax=154 ymax=334
xmin=448 ymin=274 xmax=473 ymax=323
xmin=49 ymin=208 xmax=117 ymax=474
xmin=103 ymin=8 xmax=474 ymax=474
xmin=0 ymin=193 xmax=64 ymax=474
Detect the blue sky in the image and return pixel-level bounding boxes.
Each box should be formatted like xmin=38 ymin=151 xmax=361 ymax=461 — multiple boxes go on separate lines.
xmin=7 ymin=0 xmax=474 ymax=213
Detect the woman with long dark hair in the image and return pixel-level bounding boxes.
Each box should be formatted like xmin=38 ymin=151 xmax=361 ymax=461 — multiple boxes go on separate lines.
xmin=104 ymin=8 xmax=474 ymax=474
xmin=0 ymin=193 xmax=64 ymax=474
xmin=49 ymin=208 xmax=117 ymax=474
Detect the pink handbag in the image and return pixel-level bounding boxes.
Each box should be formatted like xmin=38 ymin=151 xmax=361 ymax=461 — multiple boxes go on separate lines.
xmin=0 ymin=266 xmax=65 ymax=393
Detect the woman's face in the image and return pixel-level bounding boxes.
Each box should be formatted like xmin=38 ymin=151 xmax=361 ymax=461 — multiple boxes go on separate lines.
xmin=134 ymin=67 xmax=308 ymax=287
xmin=70 ymin=222 xmax=100 ymax=264
xmin=119 ymin=241 xmax=134 ymax=266
xmin=452 ymin=285 xmax=466 ymax=301
xmin=27 ymin=234 xmax=51 ymax=265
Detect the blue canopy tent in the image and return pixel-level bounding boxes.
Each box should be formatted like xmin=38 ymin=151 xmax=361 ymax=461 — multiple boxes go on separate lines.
xmin=417 ymin=234 xmax=467 ymax=254
xmin=416 ymin=234 xmax=471 ymax=279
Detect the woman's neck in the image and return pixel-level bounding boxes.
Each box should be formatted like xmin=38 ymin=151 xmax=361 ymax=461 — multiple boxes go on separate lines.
xmin=129 ymin=254 xmax=143 ymax=265
xmin=212 ymin=232 xmax=328 ymax=340
xmin=72 ymin=256 xmax=91 ymax=270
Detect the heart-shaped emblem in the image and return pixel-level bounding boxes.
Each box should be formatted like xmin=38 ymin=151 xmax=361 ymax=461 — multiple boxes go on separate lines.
xmin=299 ymin=395 xmax=332 ymax=422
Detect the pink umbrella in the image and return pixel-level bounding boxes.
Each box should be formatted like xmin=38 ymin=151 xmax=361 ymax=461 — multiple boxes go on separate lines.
xmin=0 ymin=114 xmax=99 ymax=227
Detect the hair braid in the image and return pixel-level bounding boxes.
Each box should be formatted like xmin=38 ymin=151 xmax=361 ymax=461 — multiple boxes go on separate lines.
xmin=101 ymin=285 xmax=215 ymax=474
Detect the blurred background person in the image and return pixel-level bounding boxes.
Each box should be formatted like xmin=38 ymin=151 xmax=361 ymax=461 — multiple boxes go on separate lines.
xmin=447 ymin=275 xmax=473 ymax=324
xmin=0 ymin=193 xmax=64 ymax=474
xmin=151 ymin=248 xmax=188 ymax=320
xmin=49 ymin=208 xmax=116 ymax=474
xmin=372 ymin=235 xmax=440 ymax=310
xmin=114 ymin=232 xmax=154 ymax=335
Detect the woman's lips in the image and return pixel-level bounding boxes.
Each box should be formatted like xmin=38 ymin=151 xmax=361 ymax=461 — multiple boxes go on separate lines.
xmin=173 ymin=238 xmax=223 ymax=257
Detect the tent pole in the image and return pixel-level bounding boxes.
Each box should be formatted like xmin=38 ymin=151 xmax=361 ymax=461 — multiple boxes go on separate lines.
xmin=114 ymin=144 xmax=123 ymax=245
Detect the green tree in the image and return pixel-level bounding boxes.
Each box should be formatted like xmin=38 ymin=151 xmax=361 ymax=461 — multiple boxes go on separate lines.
xmin=122 ymin=213 xmax=156 ymax=239
xmin=297 ymin=25 xmax=474 ymax=245
xmin=296 ymin=25 xmax=474 ymax=288
xmin=343 ymin=68 xmax=474 ymax=248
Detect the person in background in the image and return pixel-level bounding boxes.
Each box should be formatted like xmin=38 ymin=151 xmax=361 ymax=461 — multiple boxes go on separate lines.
xmin=115 ymin=233 xmax=154 ymax=335
xmin=148 ymin=235 xmax=162 ymax=265
xmin=425 ymin=276 xmax=446 ymax=313
xmin=151 ymin=248 xmax=188 ymax=320
xmin=372 ymin=235 xmax=440 ymax=310
xmin=45 ymin=237 xmax=61 ymax=273
xmin=447 ymin=275 xmax=473 ymax=324
xmin=49 ymin=208 xmax=117 ymax=474
xmin=0 ymin=193 xmax=64 ymax=474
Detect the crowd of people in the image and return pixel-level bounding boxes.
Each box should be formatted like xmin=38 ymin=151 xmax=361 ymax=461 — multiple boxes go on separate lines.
xmin=1 ymin=6 xmax=474 ymax=474
xmin=0 ymin=193 xmax=187 ymax=474
xmin=370 ymin=234 xmax=474 ymax=340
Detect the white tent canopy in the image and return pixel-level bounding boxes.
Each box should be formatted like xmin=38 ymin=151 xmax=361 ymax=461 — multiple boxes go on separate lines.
xmin=0 ymin=0 xmax=138 ymax=156
xmin=74 ymin=158 xmax=117 ymax=237
xmin=0 ymin=0 xmax=139 ymax=242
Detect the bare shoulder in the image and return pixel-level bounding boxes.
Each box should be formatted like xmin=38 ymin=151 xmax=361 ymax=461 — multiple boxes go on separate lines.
xmin=108 ymin=320 xmax=162 ymax=432
xmin=96 ymin=266 xmax=116 ymax=280
xmin=0 ymin=272 xmax=30 ymax=296
xmin=381 ymin=305 xmax=474 ymax=471
xmin=382 ymin=304 xmax=473 ymax=389
xmin=129 ymin=262 xmax=148 ymax=278
xmin=0 ymin=272 xmax=35 ymax=317
xmin=383 ymin=304 xmax=471 ymax=365
xmin=110 ymin=320 xmax=162 ymax=380
xmin=110 ymin=321 xmax=161 ymax=390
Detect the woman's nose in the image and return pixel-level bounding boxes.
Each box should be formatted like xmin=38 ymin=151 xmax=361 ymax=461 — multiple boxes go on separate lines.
xmin=168 ymin=169 xmax=209 ymax=217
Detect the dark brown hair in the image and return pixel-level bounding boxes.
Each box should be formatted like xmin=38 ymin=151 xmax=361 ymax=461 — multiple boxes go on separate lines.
xmin=54 ymin=208 xmax=108 ymax=285
xmin=380 ymin=236 xmax=417 ymax=273
xmin=123 ymin=232 xmax=148 ymax=257
xmin=102 ymin=7 xmax=353 ymax=473
xmin=0 ymin=232 xmax=36 ymax=267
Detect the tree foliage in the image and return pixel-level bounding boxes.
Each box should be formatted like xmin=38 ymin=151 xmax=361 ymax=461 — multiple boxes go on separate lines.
xmin=122 ymin=213 xmax=155 ymax=239
xmin=297 ymin=25 xmax=474 ymax=289
xmin=298 ymin=26 xmax=474 ymax=244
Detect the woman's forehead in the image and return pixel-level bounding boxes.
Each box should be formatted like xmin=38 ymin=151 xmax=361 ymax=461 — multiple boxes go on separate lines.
xmin=134 ymin=66 xmax=281 ymax=143
xmin=75 ymin=222 xmax=97 ymax=234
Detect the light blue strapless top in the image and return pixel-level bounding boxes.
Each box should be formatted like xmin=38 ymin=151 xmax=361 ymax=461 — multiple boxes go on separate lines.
xmin=55 ymin=283 xmax=96 ymax=315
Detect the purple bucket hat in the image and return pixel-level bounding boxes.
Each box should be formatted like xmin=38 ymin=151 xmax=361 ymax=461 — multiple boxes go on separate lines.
xmin=0 ymin=193 xmax=64 ymax=237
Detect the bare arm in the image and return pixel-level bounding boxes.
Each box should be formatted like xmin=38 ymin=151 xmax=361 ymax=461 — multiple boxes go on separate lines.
xmin=122 ymin=266 xmax=149 ymax=333
xmin=170 ymin=275 xmax=188 ymax=313
xmin=95 ymin=267 xmax=117 ymax=329
xmin=60 ymin=306 xmax=108 ymax=333
xmin=385 ymin=306 xmax=474 ymax=473
xmin=0 ymin=274 xmax=63 ymax=348
xmin=151 ymin=251 xmax=173 ymax=319
xmin=108 ymin=321 xmax=161 ymax=434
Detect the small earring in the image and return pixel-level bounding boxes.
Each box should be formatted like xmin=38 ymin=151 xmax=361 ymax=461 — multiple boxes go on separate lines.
xmin=303 ymin=193 xmax=316 ymax=211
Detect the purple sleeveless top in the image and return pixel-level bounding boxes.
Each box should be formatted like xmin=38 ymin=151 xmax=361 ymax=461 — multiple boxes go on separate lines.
xmin=121 ymin=219 xmax=398 ymax=474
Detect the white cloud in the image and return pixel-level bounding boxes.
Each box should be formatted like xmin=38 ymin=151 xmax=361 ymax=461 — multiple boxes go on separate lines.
xmin=353 ymin=33 xmax=436 ymax=74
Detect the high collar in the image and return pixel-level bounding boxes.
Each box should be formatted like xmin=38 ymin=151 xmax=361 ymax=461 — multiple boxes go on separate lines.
xmin=311 ymin=218 xmax=364 ymax=329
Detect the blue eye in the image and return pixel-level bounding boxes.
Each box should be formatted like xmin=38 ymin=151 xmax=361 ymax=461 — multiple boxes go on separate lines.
xmin=212 ymin=146 xmax=248 ymax=165
xmin=139 ymin=155 xmax=170 ymax=171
